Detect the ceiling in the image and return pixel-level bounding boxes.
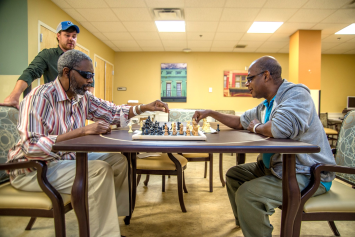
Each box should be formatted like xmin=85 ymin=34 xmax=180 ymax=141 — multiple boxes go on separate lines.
xmin=51 ymin=0 xmax=355 ymax=54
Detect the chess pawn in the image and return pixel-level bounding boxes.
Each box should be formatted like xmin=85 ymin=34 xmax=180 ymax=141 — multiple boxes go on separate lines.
xmin=186 ymin=127 xmax=190 ymax=136
xmin=164 ymin=127 xmax=168 ymax=136
xmin=205 ymin=123 xmax=211 ymax=133
xmin=173 ymin=128 xmax=177 ymax=135
xmin=179 ymin=124 xmax=184 ymax=135
xmin=128 ymin=124 xmax=133 ymax=133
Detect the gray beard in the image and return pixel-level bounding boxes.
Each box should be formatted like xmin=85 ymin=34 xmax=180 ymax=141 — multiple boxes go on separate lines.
xmin=70 ymin=75 xmax=86 ymax=95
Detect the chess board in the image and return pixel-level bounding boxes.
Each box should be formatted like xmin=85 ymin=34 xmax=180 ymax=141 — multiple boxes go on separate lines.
xmin=132 ymin=130 xmax=207 ymax=141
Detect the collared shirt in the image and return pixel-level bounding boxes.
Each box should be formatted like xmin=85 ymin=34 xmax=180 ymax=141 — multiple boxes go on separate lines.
xmin=262 ymin=96 xmax=276 ymax=169
xmin=18 ymin=46 xmax=94 ymax=87
xmin=7 ymin=78 xmax=129 ymax=178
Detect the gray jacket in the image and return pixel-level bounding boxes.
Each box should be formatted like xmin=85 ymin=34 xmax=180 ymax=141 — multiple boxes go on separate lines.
xmin=240 ymin=79 xmax=336 ymax=182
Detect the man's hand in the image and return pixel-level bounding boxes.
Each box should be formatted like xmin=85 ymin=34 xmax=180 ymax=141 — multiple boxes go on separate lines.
xmin=247 ymin=119 xmax=262 ymax=133
xmin=142 ymin=100 xmax=170 ymax=113
xmin=0 ymin=95 xmax=20 ymax=109
xmin=83 ymin=121 xmax=111 ymax=135
xmin=192 ymin=110 xmax=211 ymax=123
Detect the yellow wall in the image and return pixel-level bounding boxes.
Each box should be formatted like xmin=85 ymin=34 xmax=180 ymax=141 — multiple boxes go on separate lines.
xmin=27 ymin=0 xmax=114 ymax=70
xmin=289 ymin=31 xmax=299 ymax=84
xmin=114 ymin=52 xmax=289 ymax=111
xmin=321 ymin=54 xmax=355 ymax=113
xmin=0 ymin=75 xmax=23 ymax=102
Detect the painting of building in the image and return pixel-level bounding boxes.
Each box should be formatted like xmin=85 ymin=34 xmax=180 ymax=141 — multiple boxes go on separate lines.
xmin=161 ymin=63 xmax=187 ymax=102
xmin=223 ymin=70 xmax=252 ymax=97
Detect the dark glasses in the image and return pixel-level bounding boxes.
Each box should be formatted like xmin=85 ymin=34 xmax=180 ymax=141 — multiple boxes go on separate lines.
xmin=72 ymin=68 xmax=94 ymax=79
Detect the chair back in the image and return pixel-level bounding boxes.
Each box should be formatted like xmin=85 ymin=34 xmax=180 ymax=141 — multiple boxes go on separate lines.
xmin=334 ymin=110 xmax=355 ymax=184
xmin=319 ymin=112 xmax=328 ymax=128
xmin=0 ymin=106 xmax=20 ymax=183
xmin=169 ymin=109 xmax=198 ymax=122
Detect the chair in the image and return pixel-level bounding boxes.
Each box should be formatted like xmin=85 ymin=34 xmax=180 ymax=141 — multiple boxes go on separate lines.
xmin=136 ymin=153 xmax=188 ymax=212
xmin=291 ymin=110 xmax=355 ymax=237
xmin=169 ymin=109 xmax=225 ymax=191
xmin=320 ymin=112 xmax=338 ymax=147
xmin=0 ymin=106 xmax=72 ymax=236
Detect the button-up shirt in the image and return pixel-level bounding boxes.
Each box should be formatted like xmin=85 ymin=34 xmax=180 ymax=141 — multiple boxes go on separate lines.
xmin=18 ymin=46 xmax=94 ymax=87
xmin=7 ymin=78 xmax=129 ymax=178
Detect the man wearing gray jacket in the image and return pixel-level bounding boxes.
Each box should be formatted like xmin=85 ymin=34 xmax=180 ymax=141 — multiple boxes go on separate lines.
xmin=192 ymin=56 xmax=335 ymax=237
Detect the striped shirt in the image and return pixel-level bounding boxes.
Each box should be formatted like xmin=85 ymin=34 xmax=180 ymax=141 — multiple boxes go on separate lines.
xmin=7 ymin=78 xmax=130 ymax=178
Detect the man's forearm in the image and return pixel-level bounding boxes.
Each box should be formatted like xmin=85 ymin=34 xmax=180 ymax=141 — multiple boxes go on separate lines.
xmin=255 ymin=121 xmax=273 ymax=137
xmin=208 ymin=111 xmax=243 ymax=130
xmin=56 ymin=127 xmax=85 ymax=143
xmin=9 ymin=80 xmax=29 ymax=98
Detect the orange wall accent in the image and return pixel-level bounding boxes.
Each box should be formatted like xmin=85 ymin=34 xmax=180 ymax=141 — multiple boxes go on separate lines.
xmin=289 ymin=30 xmax=321 ymax=90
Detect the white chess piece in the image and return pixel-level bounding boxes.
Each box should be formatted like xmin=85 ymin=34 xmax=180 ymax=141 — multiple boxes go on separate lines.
xmin=128 ymin=121 xmax=133 ymax=133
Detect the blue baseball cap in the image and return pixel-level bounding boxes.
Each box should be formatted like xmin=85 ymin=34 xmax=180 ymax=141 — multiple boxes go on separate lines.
xmin=56 ymin=21 xmax=80 ymax=33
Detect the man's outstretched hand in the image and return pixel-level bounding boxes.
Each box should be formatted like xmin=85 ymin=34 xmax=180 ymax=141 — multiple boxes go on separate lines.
xmin=143 ymin=100 xmax=170 ymax=113
xmin=192 ymin=110 xmax=211 ymax=123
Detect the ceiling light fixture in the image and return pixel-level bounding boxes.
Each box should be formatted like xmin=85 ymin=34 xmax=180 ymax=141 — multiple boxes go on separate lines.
xmin=335 ymin=23 xmax=355 ymax=35
xmin=247 ymin=22 xmax=283 ymax=33
xmin=155 ymin=21 xmax=185 ymax=32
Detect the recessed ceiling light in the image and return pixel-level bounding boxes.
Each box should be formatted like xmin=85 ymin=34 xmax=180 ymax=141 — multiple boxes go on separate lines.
xmin=155 ymin=21 xmax=185 ymax=32
xmin=335 ymin=23 xmax=355 ymax=35
xmin=247 ymin=22 xmax=283 ymax=33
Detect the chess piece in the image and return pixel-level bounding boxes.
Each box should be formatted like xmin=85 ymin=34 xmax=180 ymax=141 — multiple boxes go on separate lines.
xmin=216 ymin=124 xmax=220 ymax=133
xmin=164 ymin=127 xmax=168 ymax=136
xmin=186 ymin=127 xmax=190 ymax=136
xmin=128 ymin=123 xmax=133 ymax=133
xmin=193 ymin=126 xmax=199 ymax=136
xmin=187 ymin=121 xmax=190 ymax=127
xmin=172 ymin=127 xmax=177 ymax=135
xmin=205 ymin=123 xmax=211 ymax=133
xmin=140 ymin=120 xmax=143 ymax=129
xmin=179 ymin=124 xmax=184 ymax=135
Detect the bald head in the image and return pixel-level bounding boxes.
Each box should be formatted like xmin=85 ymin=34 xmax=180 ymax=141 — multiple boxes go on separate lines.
xmin=250 ymin=56 xmax=282 ymax=82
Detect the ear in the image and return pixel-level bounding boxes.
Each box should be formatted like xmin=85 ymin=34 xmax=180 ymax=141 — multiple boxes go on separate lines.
xmin=56 ymin=32 xmax=61 ymax=41
xmin=264 ymin=71 xmax=271 ymax=82
xmin=63 ymin=67 xmax=70 ymax=77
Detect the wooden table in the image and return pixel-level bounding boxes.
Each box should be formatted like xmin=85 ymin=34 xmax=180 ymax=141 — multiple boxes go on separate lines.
xmin=52 ymin=125 xmax=320 ymax=237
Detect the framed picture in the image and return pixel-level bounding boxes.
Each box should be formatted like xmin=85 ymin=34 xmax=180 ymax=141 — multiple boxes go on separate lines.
xmin=161 ymin=63 xmax=187 ymax=102
xmin=223 ymin=70 xmax=252 ymax=97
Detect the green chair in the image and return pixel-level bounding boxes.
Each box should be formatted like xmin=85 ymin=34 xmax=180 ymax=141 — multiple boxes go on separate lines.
xmin=292 ymin=110 xmax=355 ymax=236
xmin=0 ymin=106 xmax=72 ymax=236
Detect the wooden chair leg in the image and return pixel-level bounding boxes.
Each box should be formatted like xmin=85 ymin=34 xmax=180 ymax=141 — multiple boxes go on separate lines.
xmin=137 ymin=174 xmax=141 ymax=186
xmin=162 ymin=175 xmax=165 ymax=192
xmin=177 ymin=170 xmax=187 ymax=212
xmin=167 ymin=153 xmax=186 ymax=212
xmin=204 ymin=161 xmax=207 ymax=178
xmin=25 ymin=217 xmax=37 ymax=230
xmin=209 ymin=154 xmax=213 ymax=192
xmin=183 ymin=171 xmax=188 ymax=193
xmin=219 ymin=153 xmax=226 ymax=187
xmin=328 ymin=221 xmax=340 ymax=236
xmin=144 ymin=175 xmax=150 ymax=186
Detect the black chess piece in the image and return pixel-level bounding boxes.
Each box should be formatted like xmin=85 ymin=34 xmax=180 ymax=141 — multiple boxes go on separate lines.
xmin=216 ymin=124 xmax=220 ymax=132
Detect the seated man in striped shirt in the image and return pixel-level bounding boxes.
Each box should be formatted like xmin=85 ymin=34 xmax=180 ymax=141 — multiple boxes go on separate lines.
xmin=7 ymin=49 xmax=169 ymax=237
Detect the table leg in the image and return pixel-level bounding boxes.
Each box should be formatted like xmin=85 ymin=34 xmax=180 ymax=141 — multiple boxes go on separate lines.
xmin=236 ymin=153 xmax=246 ymax=165
xmin=219 ymin=153 xmax=226 ymax=187
xmin=280 ymin=154 xmax=301 ymax=237
xmin=123 ymin=152 xmax=132 ymax=225
xmin=72 ymin=152 xmax=90 ymax=237
xmin=131 ymin=152 xmax=137 ymax=211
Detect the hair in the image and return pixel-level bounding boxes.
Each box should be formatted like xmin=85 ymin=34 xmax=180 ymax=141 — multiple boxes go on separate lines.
xmin=56 ymin=26 xmax=78 ymax=42
xmin=57 ymin=50 xmax=92 ymax=77
xmin=256 ymin=56 xmax=282 ymax=81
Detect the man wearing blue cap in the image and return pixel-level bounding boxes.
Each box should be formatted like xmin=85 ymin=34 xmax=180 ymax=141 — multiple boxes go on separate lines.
xmin=1 ymin=21 xmax=94 ymax=109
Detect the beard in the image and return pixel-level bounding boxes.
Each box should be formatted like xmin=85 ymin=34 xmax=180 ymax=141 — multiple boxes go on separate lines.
xmin=69 ymin=75 xmax=88 ymax=95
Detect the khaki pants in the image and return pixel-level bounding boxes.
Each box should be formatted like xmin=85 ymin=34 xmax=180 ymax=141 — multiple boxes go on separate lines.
xmin=226 ymin=158 xmax=326 ymax=237
xmin=11 ymin=153 xmax=129 ymax=237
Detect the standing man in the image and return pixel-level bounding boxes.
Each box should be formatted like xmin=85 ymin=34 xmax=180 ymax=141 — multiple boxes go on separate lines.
xmin=193 ymin=56 xmax=336 ymax=237
xmin=7 ymin=49 xmax=169 ymax=237
xmin=0 ymin=21 xmax=94 ymax=109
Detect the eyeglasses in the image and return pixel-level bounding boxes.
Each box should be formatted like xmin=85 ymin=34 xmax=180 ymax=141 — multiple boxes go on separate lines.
xmin=71 ymin=68 xmax=94 ymax=79
xmin=246 ymin=71 xmax=266 ymax=83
